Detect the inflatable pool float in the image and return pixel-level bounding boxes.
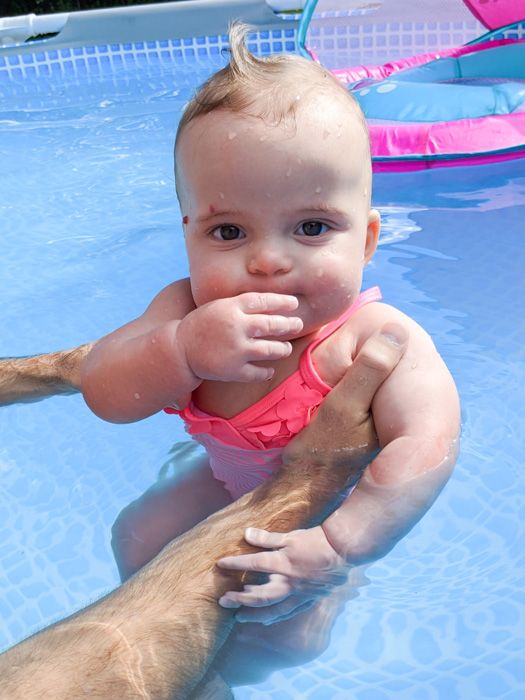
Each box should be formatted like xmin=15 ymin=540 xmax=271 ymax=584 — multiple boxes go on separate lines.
xmin=300 ymin=0 xmax=525 ymax=170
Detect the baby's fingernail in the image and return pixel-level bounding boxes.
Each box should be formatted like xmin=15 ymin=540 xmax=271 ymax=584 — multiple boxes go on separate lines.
xmin=219 ymin=597 xmax=241 ymax=609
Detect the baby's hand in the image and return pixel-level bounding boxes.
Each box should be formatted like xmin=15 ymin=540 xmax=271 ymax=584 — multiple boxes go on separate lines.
xmin=177 ymin=293 xmax=303 ymax=383
xmin=216 ymin=526 xmax=349 ymax=625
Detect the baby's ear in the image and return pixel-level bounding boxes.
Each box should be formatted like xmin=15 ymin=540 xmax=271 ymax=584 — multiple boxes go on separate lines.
xmin=364 ymin=209 xmax=380 ymax=263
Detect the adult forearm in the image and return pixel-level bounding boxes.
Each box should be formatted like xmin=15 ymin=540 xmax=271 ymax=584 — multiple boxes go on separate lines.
xmin=0 ymin=345 xmax=92 ymax=406
xmin=0 ymin=325 xmax=405 ymax=699
xmin=0 ymin=444 xmax=371 ymax=700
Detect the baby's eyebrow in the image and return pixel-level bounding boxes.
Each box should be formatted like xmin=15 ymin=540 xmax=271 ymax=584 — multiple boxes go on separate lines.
xmin=196 ymin=209 xmax=243 ymax=224
xmin=195 ymin=205 xmax=348 ymax=224
xmin=299 ymin=205 xmax=347 ymax=218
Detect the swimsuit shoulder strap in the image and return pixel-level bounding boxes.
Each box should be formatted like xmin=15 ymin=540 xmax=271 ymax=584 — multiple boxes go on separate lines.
xmin=306 ymin=286 xmax=382 ymax=355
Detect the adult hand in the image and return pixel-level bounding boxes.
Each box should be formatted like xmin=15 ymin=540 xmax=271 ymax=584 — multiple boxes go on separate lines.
xmin=282 ymin=322 xmax=409 ymax=490
xmin=177 ymin=292 xmax=303 ymax=383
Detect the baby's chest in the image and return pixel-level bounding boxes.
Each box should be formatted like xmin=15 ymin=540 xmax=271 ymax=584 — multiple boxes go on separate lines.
xmin=194 ymin=329 xmax=355 ymax=420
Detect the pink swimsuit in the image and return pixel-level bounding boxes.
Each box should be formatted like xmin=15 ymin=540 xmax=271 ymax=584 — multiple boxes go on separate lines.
xmin=165 ymin=287 xmax=382 ymax=499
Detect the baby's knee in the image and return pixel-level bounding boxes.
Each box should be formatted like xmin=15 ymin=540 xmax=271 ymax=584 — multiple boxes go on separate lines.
xmin=274 ymin=622 xmax=332 ymax=666
xmin=270 ymin=595 xmax=347 ymax=665
xmin=111 ymin=487 xmax=181 ymax=581
xmin=259 ymin=605 xmax=335 ymax=663
xmin=111 ymin=500 xmax=154 ymax=581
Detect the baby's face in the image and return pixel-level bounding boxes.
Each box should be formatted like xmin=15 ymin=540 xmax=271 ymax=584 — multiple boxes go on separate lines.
xmin=176 ymin=94 xmax=379 ymax=336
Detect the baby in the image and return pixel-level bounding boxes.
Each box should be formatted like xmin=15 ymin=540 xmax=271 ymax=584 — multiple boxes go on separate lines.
xmin=82 ymin=23 xmax=459 ymax=688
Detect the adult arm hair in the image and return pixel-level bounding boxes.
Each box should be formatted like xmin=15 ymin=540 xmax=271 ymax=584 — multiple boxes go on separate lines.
xmin=0 ymin=344 xmax=93 ymax=405
xmin=0 ymin=325 xmax=404 ymax=699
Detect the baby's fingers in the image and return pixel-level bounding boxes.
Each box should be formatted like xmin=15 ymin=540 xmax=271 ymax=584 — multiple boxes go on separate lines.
xmin=239 ymin=292 xmax=299 ymax=314
xmin=246 ymin=338 xmax=294 ymax=366
xmin=250 ymin=314 xmax=303 ymax=339
xmin=233 ymin=341 xmax=294 ymax=382
xmin=219 ymin=574 xmax=292 ymax=609
xmin=217 ymin=548 xmax=286 ymax=575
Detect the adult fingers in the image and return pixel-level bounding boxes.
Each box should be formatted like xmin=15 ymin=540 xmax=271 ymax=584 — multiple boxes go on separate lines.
xmin=341 ymin=322 xmax=407 ymax=401
xmin=322 ymin=322 xmax=408 ymax=417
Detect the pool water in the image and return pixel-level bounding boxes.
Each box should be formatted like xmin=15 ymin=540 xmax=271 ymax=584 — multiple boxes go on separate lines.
xmin=1 ymin=37 xmax=524 ymax=699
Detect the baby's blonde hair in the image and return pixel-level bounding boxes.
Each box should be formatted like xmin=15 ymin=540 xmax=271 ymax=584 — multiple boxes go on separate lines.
xmin=174 ymin=22 xmax=370 ymax=166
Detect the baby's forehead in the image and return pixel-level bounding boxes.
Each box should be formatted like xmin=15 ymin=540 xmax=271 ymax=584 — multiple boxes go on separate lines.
xmin=181 ymin=93 xmax=365 ymax=149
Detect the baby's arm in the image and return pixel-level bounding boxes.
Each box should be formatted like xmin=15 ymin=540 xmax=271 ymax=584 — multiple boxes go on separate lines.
xmin=82 ymin=279 xmax=302 ymax=423
xmin=321 ymin=304 xmax=460 ymax=564
xmin=216 ymin=316 xmax=459 ymax=622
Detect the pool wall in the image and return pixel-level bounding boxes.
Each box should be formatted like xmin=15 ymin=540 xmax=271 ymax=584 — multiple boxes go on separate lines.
xmin=0 ymin=0 xmax=297 ymax=56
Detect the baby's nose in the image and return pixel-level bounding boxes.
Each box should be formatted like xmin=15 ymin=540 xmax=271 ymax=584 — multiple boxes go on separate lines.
xmin=247 ymin=244 xmax=292 ymax=276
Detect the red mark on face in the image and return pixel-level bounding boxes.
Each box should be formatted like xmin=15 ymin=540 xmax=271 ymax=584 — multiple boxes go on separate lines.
xmin=182 ymin=215 xmax=189 ymax=224
xmin=209 ymin=204 xmax=216 ymax=214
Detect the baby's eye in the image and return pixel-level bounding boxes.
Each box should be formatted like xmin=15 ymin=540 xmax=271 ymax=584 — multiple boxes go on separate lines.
xmin=211 ymin=225 xmax=245 ymax=241
xmin=297 ymin=221 xmax=329 ymax=237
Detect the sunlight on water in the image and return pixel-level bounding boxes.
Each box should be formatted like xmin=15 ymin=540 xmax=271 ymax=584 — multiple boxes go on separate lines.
xmin=1 ymin=43 xmax=524 ymax=700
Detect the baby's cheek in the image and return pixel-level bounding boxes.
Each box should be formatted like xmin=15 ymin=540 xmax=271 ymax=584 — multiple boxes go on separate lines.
xmin=190 ymin=268 xmax=229 ymax=306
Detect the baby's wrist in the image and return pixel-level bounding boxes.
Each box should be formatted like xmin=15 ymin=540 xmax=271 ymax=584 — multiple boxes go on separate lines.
xmin=171 ymin=319 xmax=201 ymax=388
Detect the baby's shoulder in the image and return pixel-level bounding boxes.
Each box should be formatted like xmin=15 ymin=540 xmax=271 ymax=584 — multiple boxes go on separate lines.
xmin=317 ymin=302 xmax=434 ymax=384
xmin=143 ymin=277 xmax=196 ymax=321
xmin=348 ymin=302 xmax=435 ymax=354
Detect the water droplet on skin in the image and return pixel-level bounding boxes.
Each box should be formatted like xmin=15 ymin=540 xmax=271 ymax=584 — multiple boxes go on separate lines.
xmin=259 ymin=135 xmax=267 ymax=142
xmin=315 ymin=186 xmax=322 ymax=194
xmin=219 ymin=192 xmax=225 ymax=199
xmin=151 ymin=338 xmax=157 ymax=344
xmin=134 ymin=392 xmax=141 ymax=400
xmin=228 ymin=131 xmax=237 ymax=140
xmin=295 ymin=95 xmax=301 ymax=101
xmin=411 ymin=361 xmax=418 ymax=369
xmin=286 ymin=168 xmax=292 ymax=177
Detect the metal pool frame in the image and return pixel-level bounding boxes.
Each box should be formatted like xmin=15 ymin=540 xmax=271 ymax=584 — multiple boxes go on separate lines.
xmin=0 ymin=0 xmax=300 ymax=56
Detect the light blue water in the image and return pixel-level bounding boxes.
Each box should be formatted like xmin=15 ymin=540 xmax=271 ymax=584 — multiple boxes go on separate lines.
xmin=1 ymin=37 xmax=524 ymax=699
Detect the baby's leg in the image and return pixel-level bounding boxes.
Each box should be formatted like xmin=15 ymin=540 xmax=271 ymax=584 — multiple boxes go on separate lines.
xmin=111 ymin=453 xmax=232 ymax=582
xmin=189 ymin=669 xmax=234 ymax=700
xmin=216 ymin=569 xmax=368 ymax=687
